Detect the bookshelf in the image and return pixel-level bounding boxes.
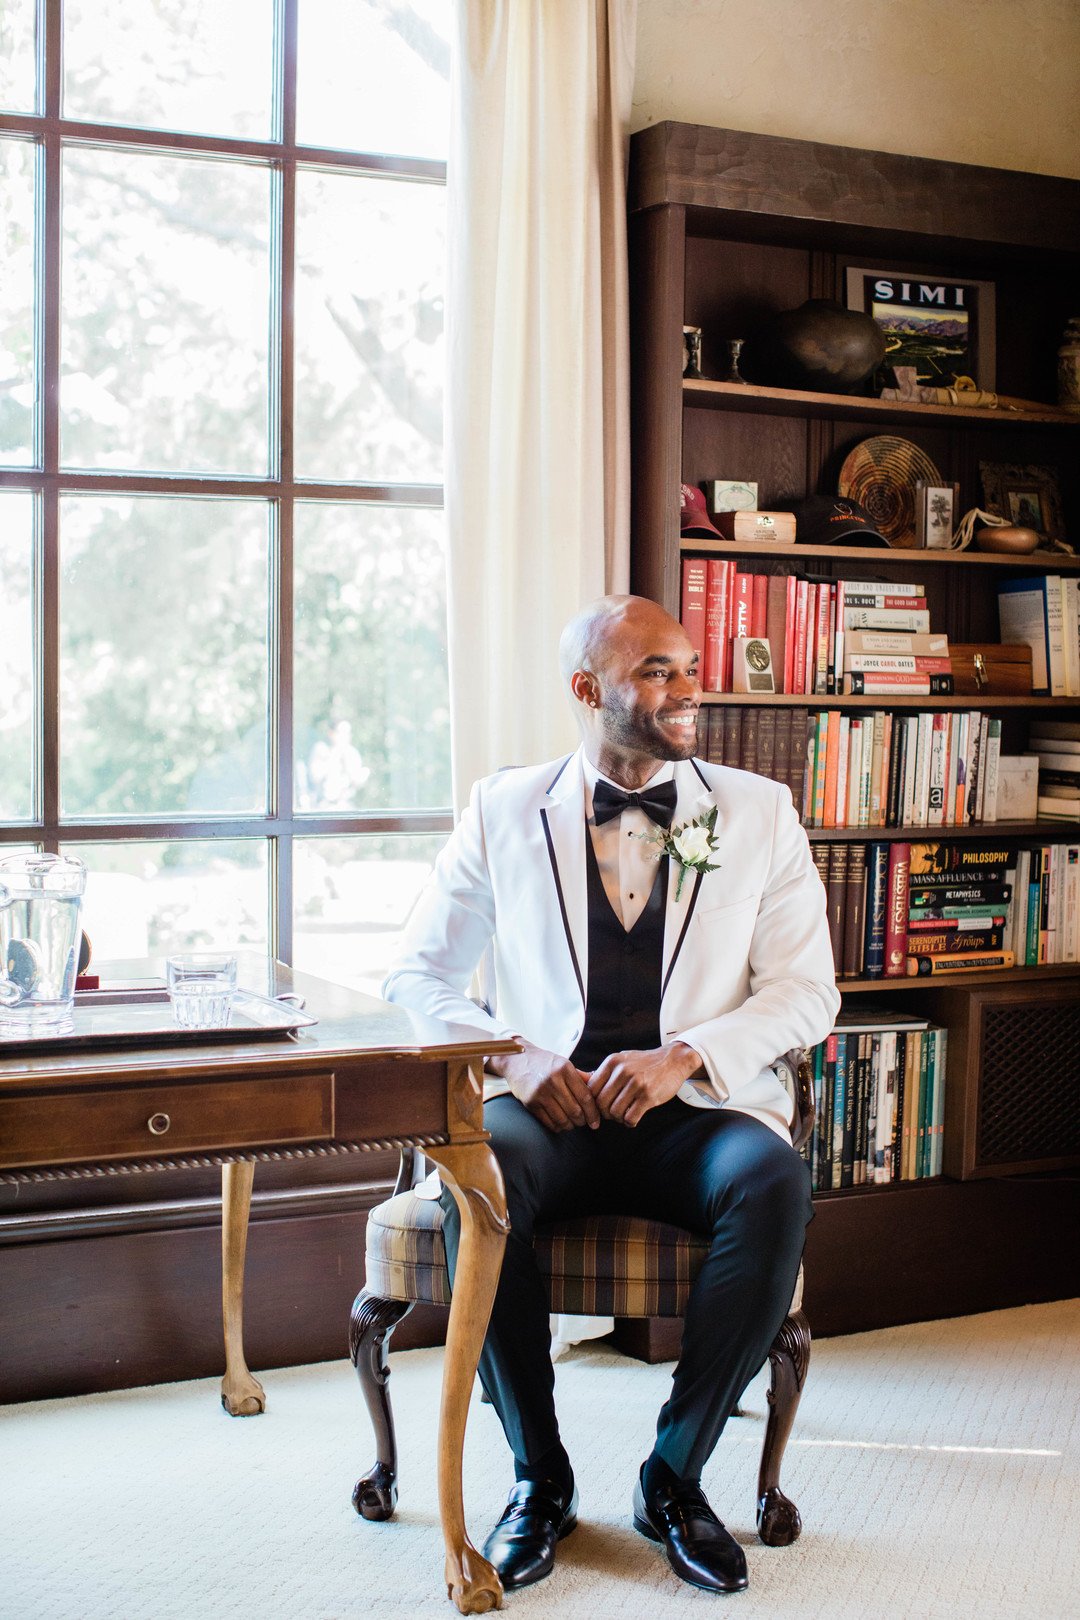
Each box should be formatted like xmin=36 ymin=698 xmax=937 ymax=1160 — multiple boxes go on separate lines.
xmin=628 ymin=123 xmax=1080 ymax=1335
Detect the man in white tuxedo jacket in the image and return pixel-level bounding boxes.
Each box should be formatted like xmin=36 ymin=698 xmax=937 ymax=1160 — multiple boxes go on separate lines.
xmin=384 ymin=595 xmax=839 ymax=1595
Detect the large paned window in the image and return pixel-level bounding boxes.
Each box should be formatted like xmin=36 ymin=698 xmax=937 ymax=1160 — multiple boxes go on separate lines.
xmin=0 ymin=0 xmax=451 ymax=991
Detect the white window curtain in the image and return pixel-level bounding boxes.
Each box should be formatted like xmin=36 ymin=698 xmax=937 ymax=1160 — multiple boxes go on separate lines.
xmin=446 ymin=0 xmax=636 ymax=805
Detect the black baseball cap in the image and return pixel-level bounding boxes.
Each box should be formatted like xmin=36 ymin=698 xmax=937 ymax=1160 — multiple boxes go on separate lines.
xmin=788 ymin=495 xmax=890 ymax=546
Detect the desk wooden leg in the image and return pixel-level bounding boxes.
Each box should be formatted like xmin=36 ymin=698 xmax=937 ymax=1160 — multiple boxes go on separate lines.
xmin=426 ymin=1142 xmax=508 ymax=1616
xmin=220 ymin=1160 xmax=266 ymax=1417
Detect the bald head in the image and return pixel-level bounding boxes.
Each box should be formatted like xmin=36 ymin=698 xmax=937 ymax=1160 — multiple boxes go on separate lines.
xmin=558 ymin=595 xmax=682 ymax=690
xmin=558 ymin=595 xmax=701 ymax=783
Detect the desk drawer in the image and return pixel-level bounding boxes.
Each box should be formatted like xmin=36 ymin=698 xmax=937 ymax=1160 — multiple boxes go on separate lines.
xmin=0 ymin=1072 xmax=335 ymax=1170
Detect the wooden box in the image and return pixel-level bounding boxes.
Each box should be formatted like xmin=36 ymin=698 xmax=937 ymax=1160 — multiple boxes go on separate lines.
xmin=949 ymin=642 xmax=1033 ymax=696
xmin=712 ymin=510 xmax=796 ymax=543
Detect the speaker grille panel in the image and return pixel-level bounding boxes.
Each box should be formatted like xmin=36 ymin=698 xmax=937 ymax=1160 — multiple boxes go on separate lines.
xmin=977 ymin=1001 xmax=1080 ymax=1166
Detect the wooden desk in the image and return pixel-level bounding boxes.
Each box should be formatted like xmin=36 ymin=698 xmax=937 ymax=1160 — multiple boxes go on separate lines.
xmin=0 ymin=961 xmax=516 ymax=1616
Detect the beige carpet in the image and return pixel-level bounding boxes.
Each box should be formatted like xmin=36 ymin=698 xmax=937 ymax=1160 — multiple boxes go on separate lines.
xmin=2 ymin=1300 xmax=1078 ymax=1620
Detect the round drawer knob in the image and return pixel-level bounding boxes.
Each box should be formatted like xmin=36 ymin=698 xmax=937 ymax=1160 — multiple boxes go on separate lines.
xmin=147 ymin=1112 xmax=171 ymax=1136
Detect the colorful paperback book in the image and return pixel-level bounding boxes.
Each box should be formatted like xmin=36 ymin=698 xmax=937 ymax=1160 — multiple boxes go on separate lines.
xmin=841 ymin=586 xmax=926 ymax=605
xmin=927 ymin=714 xmax=949 ymax=825
xmin=910 ymin=883 xmax=1012 ymax=908
xmin=907 ymin=927 xmax=1005 ymax=955
xmin=834 ymin=714 xmax=851 ymax=830
xmin=831 ymin=1031 xmax=848 ymax=1191
xmin=901 ymin=1030 xmax=921 ymax=1180
xmin=905 ymin=950 xmax=1016 ymax=975
xmin=891 ymin=1033 xmax=908 ymax=1180
xmin=845 ymin=630 xmax=950 ymax=656
xmin=909 ymin=865 xmax=1009 ymax=889
xmin=842 ymin=594 xmax=928 ymax=610
xmin=909 ymin=842 xmax=1013 ymax=874
xmin=843 ymin=607 xmax=932 ymax=632
xmin=930 ymin=1029 xmax=948 ymax=1177
xmin=907 ymin=912 xmax=1006 ymax=929
xmin=917 ymin=1030 xmax=933 ymax=1180
xmin=972 ymin=714 xmax=989 ymax=823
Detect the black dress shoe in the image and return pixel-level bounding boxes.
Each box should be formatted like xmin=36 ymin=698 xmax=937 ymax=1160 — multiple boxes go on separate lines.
xmin=633 ymin=1474 xmax=748 ymax=1593
xmin=481 ymin=1478 xmax=578 ymax=1590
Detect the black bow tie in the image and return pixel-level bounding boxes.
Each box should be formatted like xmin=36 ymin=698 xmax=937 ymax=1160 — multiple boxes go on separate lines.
xmin=592 ymin=777 xmax=678 ymax=829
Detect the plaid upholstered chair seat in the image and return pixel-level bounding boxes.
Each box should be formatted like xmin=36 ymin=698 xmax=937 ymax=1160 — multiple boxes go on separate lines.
xmin=364 ymin=1195 xmax=804 ymax=1320
xmin=350 ymin=1050 xmax=814 ymax=1550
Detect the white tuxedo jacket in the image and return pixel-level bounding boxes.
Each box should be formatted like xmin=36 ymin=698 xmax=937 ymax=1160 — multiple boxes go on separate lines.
xmin=384 ymin=749 xmax=840 ymax=1139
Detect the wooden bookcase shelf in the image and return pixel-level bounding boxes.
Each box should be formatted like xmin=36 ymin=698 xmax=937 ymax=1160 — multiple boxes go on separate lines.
xmin=806 ymin=820 xmax=1072 ymax=843
xmin=700 ymin=692 xmax=1078 ymax=709
xmin=629 ymin=123 xmax=1080 ymax=1326
xmin=679 ymin=537 xmax=1080 ymax=572
xmin=684 ymin=376 xmax=1080 ymax=428
xmin=839 ymin=963 xmax=1080 ymax=993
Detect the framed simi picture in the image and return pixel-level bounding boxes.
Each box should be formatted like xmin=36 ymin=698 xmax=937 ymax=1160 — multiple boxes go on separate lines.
xmin=979 ymin=461 xmax=1066 ymax=541
xmin=845 ymin=267 xmax=996 ymax=391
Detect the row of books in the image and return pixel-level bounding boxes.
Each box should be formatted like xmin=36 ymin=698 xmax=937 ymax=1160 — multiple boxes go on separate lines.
xmin=814 ymin=837 xmax=1080 ymax=979
xmin=805 ymin=1012 xmax=947 ymax=1192
xmin=1031 ymin=718 xmax=1080 ymax=823
xmin=801 ymin=707 xmax=1004 ymax=829
xmin=1010 ymin=843 xmax=1080 ymax=966
xmin=998 ymin=574 xmax=1080 ymax=696
xmin=680 ymin=560 xmax=950 ymax=695
xmin=697 ymin=707 xmax=1017 ymax=829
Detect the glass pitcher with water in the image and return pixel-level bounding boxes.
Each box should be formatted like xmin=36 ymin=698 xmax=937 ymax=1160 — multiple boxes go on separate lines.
xmin=0 ymin=853 xmax=87 ymax=1032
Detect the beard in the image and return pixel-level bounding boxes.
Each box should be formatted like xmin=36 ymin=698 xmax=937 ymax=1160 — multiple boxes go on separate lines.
xmin=600 ymin=689 xmax=698 ymax=762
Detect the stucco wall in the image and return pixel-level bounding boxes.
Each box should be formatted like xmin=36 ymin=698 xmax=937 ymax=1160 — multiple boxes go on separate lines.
xmin=632 ymin=0 xmax=1080 ymax=179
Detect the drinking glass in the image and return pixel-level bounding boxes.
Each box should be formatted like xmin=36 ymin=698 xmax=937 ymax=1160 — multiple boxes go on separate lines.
xmin=166 ymin=952 xmax=238 ymax=1029
xmin=0 ymin=854 xmax=87 ymax=1032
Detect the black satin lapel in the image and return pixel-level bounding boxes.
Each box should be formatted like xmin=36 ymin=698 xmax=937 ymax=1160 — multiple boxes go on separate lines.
xmin=661 ymin=864 xmax=704 ymax=1000
xmin=540 ymin=806 xmax=585 ymax=1009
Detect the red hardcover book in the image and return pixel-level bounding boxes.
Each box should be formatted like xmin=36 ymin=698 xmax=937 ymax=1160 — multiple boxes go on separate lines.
xmin=731 ymin=570 xmax=753 ymax=641
xmin=703 ymin=559 xmax=729 ymax=692
xmin=884 ymin=841 xmax=912 ymax=977
xmin=793 ymin=580 xmax=810 ymax=695
xmin=766 ymin=575 xmax=791 ymax=693
xmin=751 ymin=573 xmax=768 ymax=639
xmin=783 ymin=575 xmax=798 ymax=693
xmin=680 ymin=556 xmax=708 ymax=663
xmin=803 ymin=584 xmax=819 ymax=694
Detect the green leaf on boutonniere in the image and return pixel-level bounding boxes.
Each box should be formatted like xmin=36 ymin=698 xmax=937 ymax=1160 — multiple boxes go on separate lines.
xmin=638 ymin=804 xmax=721 ymax=901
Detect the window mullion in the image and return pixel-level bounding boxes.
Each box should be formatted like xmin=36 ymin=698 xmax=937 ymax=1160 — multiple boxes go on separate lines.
xmin=39 ymin=0 xmax=62 ymax=836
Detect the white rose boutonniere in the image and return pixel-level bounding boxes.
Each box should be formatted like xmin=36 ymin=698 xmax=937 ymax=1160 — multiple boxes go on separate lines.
xmin=639 ymin=805 xmax=722 ymax=900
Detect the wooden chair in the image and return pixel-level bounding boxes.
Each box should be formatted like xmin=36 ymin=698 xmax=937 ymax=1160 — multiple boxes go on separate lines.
xmin=350 ymin=1049 xmax=814 ymax=1547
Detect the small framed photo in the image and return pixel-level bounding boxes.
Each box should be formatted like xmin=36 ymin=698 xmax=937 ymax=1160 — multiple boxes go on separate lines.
xmin=979 ymin=461 xmax=1066 ymax=540
xmin=710 ymin=479 xmax=758 ymax=513
xmin=915 ymin=481 xmax=959 ymax=549
xmin=845 ymin=267 xmax=995 ymax=390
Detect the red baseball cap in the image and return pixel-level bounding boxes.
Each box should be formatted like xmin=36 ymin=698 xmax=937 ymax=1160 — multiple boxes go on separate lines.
xmin=680 ymin=483 xmax=722 ymax=538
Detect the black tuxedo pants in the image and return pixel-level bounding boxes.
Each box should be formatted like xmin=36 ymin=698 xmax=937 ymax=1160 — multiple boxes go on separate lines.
xmin=439 ymin=1094 xmax=813 ymax=1482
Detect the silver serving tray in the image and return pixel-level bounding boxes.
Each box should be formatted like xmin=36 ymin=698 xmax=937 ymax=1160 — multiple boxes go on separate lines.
xmin=0 ymin=987 xmax=317 ymax=1054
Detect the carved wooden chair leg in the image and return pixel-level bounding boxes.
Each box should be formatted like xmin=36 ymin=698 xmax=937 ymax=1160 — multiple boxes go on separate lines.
xmin=350 ymin=1289 xmax=415 ymax=1521
xmin=756 ymin=1307 xmax=811 ymax=1547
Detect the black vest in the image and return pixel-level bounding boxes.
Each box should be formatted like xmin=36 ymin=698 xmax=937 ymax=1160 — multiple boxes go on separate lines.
xmin=570 ymin=827 xmax=668 ymax=1071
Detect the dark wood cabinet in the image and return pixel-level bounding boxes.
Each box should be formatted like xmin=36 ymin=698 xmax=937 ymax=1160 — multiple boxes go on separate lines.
xmin=628 ymin=122 xmax=1080 ymax=1330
